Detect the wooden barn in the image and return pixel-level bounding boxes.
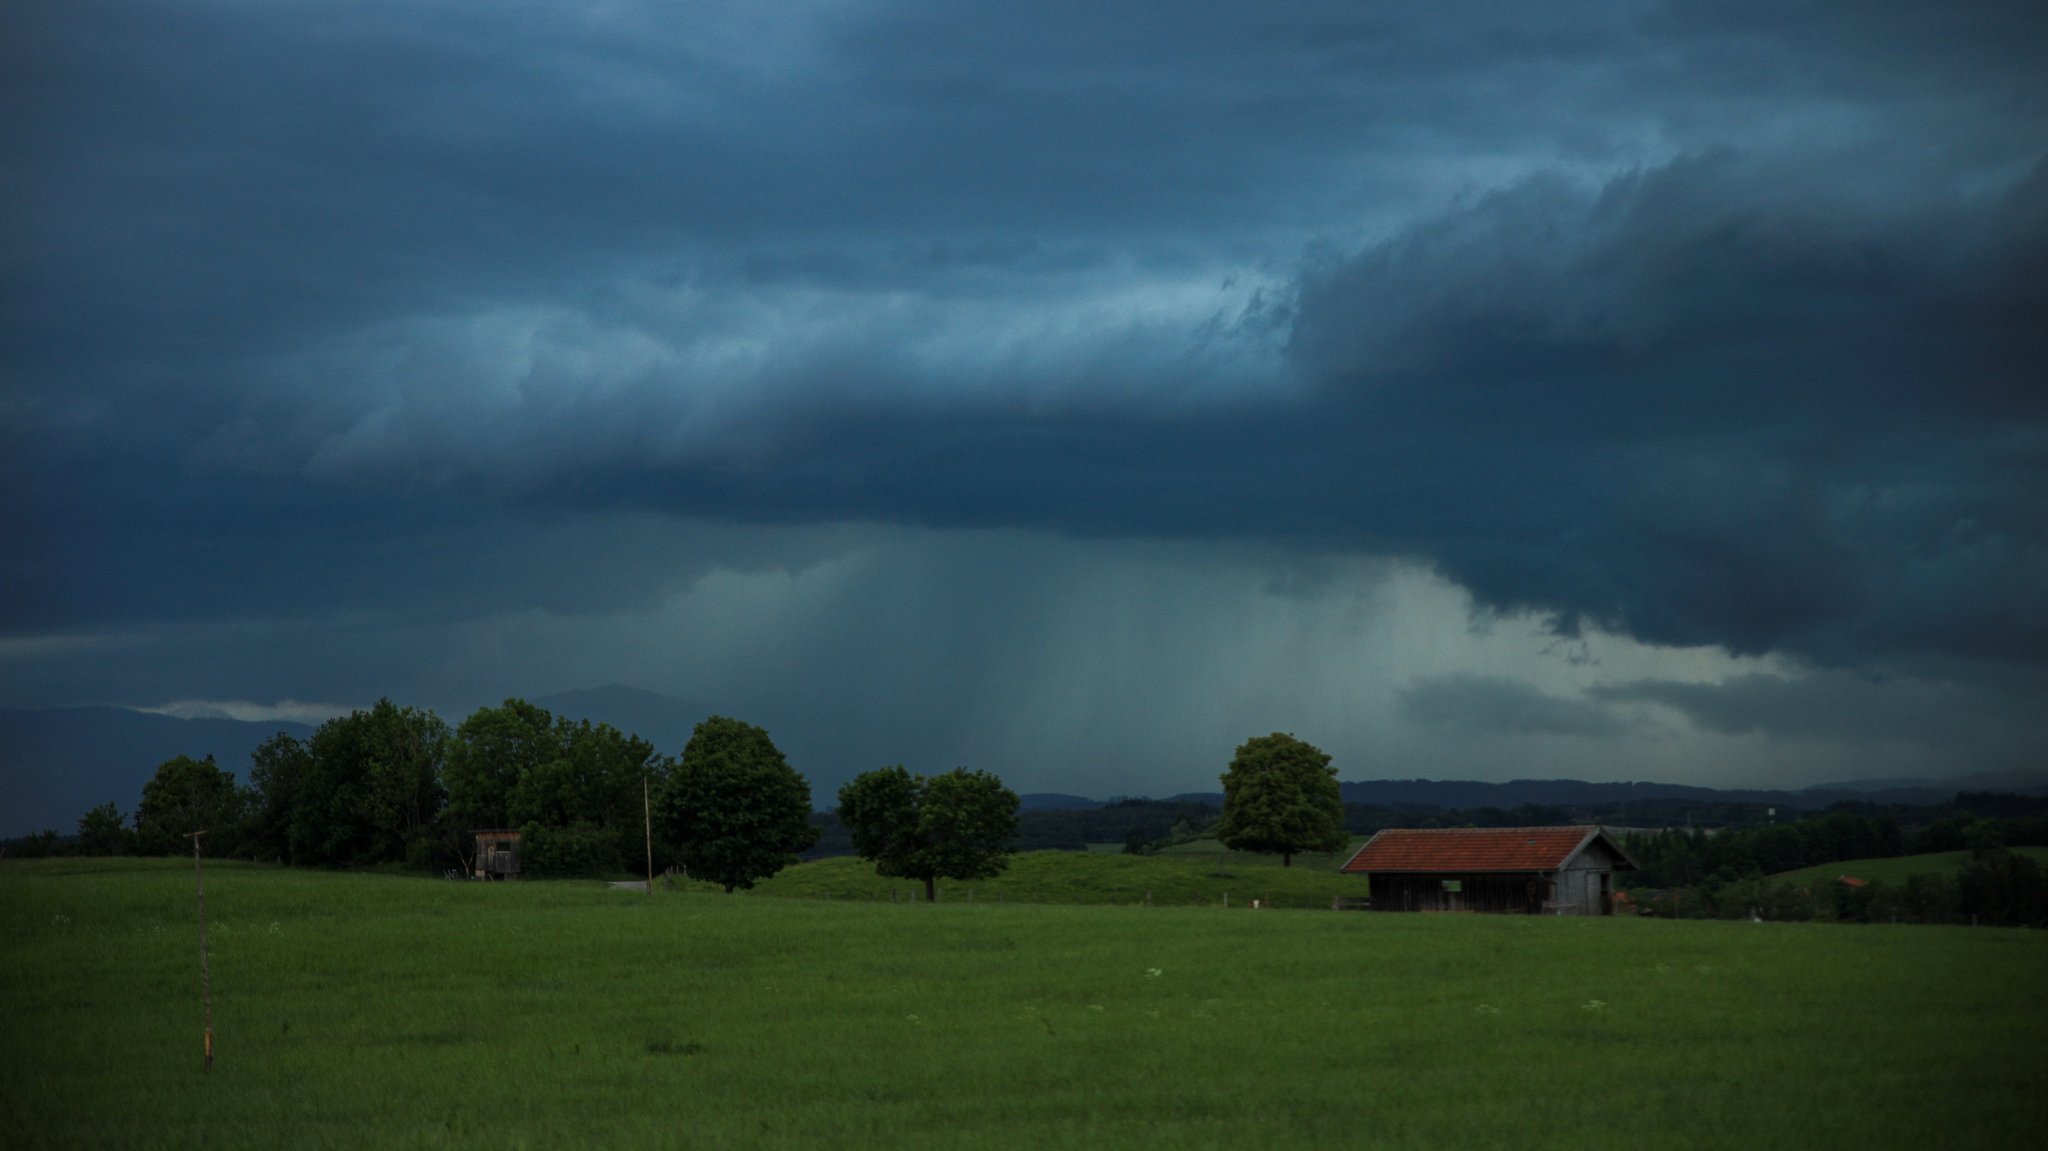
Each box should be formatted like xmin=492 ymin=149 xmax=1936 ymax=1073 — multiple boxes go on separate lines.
xmin=472 ymin=829 xmax=522 ymax=880
xmin=1339 ymin=826 xmax=1637 ymax=915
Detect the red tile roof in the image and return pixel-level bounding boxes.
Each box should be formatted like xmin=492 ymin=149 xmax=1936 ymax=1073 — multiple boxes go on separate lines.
xmin=1340 ymin=826 xmax=1627 ymax=874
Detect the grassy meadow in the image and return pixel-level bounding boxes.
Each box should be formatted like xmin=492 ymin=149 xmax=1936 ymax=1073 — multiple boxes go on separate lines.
xmin=4 ymin=857 xmax=2046 ymax=1150
xmin=677 ymin=847 xmax=1368 ymax=907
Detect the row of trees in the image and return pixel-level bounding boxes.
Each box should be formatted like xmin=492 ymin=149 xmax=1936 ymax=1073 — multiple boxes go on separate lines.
xmin=68 ymin=700 xmax=656 ymax=874
xmin=1621 ymin=811 xmax=2048 ymax=889
xmin=88 ymin=700 xmax=459 ymax=866
xmin=1632 ymin=847 xmax=2047 ymax=927
xmin=50 ymin=716 xmax=1350 ymax=894
xmin=55 ymin=697 xmax=1040 ymax=896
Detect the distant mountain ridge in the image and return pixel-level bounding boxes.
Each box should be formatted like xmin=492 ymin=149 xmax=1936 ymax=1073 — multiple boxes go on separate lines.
xmin=0 ymin=706 xmax=314 ymax=838
xmin=1016 ymin=793 xmax=1103 ymax=812
xmin=956 ymin=775 xmax=2047 ymax=817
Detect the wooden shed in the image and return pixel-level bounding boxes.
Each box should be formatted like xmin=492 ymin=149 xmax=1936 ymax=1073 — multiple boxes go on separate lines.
xmin=1339 ymin=826 xmax=1637 ymax=915
xmin=472 ymin=829 xmax=521 ymax=879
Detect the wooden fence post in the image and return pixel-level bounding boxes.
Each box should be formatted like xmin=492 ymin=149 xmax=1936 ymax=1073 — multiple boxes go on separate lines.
xmin=189 ymin=830 xmax=213 ymax=1073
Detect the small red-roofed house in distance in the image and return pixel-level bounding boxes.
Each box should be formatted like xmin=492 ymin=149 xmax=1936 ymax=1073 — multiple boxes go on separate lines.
xmin=1339 ymin=826 xmax=1637 ymax=915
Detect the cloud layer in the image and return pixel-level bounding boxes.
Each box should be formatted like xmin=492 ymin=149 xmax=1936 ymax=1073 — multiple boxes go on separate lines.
xmin=4 ymin=2 xmax=2045 ymax=790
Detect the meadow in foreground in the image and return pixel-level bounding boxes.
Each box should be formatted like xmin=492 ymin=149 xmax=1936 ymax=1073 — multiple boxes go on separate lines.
xmin=3 ymin=858 xmax=2044 ymax=1150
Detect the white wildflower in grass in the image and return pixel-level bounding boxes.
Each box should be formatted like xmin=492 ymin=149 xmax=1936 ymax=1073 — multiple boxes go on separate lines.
xmin=1582 ymin=1000 xmax=1608 ymax=1011
xmin=1145 ymin=968 xmax=1164 ymax=978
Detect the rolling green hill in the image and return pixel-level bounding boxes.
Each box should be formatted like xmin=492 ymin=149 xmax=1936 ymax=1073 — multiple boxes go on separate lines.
xmin=680 ymin=848 xmax=1369 ymax=908
xmin=1085 ymin=836 xmax=1368 ymax=868
xmin=1772 ymin=846 xmax=2048 ymax=888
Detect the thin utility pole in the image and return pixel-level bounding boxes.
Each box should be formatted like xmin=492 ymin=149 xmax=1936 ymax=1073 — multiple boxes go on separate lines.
xmin=643 ymin=776 xmax=655 ymax=896
xmin=188 ymin=830 xmax=213 ymax=1073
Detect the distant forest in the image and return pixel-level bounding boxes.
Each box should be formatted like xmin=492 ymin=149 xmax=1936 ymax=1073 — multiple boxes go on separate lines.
xmin=983 ymin=790 xmax=2048 ymax=856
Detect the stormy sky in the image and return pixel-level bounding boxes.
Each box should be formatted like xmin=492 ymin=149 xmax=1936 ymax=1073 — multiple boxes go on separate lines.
xmin=4 ymin=1 xmax=2045 ymax=798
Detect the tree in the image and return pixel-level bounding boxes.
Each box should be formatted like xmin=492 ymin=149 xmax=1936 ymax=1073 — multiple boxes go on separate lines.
xmin=1215 ymin=732 xmax=1346 ymax=866
xmin=657 ymin=716 xmax=817 ymax=892
xmin=837 ymin=766 xmax=1019 ymax=902
xmin=512 ymin=718 xmax=662 ymax=875
xmin=136 ymin=755 xmax=247 ymax=856
xmin=247 ymin=732 xmax=313 ymax=864
xmin=295 ymin=700 xmax=448 ymax=867
xmin=1959 ymin=847 xmax=2048 ymax=927
xmin=442 ymin=700 xmax=666 ymax=878
xmin=77 ymin=801 xmax=133 ymax=856
xmin=443 ymin=698 xmax=559 ymax=835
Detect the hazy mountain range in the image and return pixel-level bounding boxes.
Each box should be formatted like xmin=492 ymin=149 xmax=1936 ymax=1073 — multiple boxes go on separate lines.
xmin=5 ymin=684 xmax=2042 ymax=838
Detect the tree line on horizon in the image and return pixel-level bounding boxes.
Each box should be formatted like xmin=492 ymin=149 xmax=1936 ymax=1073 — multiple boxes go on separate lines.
xmin=23 ymin=699 xmax=1358 ymax=899
xmin=41 ymin=698 xmax=1030 ymax=895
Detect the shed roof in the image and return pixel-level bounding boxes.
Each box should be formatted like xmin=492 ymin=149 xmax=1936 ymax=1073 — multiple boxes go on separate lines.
xmin=1339 ymin=826 xmax=1636 ymax=874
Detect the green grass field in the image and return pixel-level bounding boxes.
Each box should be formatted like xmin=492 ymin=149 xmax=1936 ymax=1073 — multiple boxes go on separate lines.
xmin=702 ymin=849 xmax=1367 ymax=908
xmin=5 ymin=858 xmax=2045 ymax=1150
xmin=1772 ymin=846 xmax=2048 ymax=888
xmin=1082 ymin=837 xmax=1366 ymax=871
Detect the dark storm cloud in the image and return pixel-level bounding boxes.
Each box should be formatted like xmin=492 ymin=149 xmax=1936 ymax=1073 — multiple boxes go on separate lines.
xmin=1287 ymin=152 xmax=2048 ymax=666
xmin=4 ymin=0 xmax=2045 ymax=686
xmin=1399 ymin=675 xmax=1624 ymax=739
xmin=1591 ymin=669 xmax=2048 ymax=757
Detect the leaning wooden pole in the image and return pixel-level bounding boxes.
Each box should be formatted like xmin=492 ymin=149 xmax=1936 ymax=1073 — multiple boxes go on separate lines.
xmin=643 ymin=776 xmax=655 ymax=896
xmin=188 ymin=829 xmax=213 ymax=1073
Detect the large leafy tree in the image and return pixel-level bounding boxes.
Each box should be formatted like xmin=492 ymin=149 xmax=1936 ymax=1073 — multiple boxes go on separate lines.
xmin=295 ymin=700 xmax=448 ymax=866
xmin=1215 ymin=732 xmax=1346 ymax=867
xmin=837 ymin=766 xmax=1019 ymax=902
xmin=136 ymin=755 xmax=248 ymax=856
xmin=511 ymin=718 xmax=663 ymax=877
xmin=444 ymin=698 xmax=561 ymax=833
xmin=657 ymin=716 xmax=817 ymax=892
xmin=247 ymin=732 xmax=313 ymax=864
xmin=443 ymin=699 xmax=665 ymax=877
